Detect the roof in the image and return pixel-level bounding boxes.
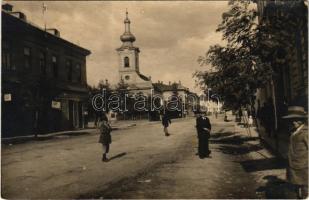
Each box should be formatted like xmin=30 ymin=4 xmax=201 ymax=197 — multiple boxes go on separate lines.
xmin=153 ymin=82 xmax=189 ymax=92
xmin=2 ymin=11 xmax=91 ymax=56
xmin=138 ymin=73 xmax=150 ymax=81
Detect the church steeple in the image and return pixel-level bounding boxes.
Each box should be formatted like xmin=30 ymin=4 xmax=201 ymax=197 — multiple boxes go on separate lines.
xmin=120 ymin=10 xmax=136 ymax=46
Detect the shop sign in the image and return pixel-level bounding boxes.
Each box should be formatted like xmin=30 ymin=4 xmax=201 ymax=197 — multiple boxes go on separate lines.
xmin=4 ymin=94 xmax=12 ymax=102
xmin=51 ymin=101 xmax=61 ymax=109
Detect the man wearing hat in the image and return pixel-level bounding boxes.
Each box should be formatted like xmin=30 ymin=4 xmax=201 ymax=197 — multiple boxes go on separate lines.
xmin=195 ymin=110 xmax=212 ymax=158
xmin=282 ymin=106 xmax=308 ymax=199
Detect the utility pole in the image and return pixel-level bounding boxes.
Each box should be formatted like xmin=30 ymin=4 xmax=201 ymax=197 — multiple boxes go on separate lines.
xmin=42 ymin=3 xmax=47 ymax=31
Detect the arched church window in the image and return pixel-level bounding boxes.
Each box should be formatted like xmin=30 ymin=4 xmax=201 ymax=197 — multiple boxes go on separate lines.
xmin=124 ymin=57 xmax=129 ymax=67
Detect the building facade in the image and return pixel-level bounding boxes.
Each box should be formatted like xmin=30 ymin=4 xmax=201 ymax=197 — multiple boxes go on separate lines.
xmin=254 ymin=0 xmax=308 ymax=157
xmin=2 ymin=4 xmax=91 ymax=137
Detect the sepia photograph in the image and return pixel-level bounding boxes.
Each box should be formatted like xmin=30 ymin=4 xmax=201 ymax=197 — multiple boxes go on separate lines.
xmin=1 ymin=0 xmax=308 ymax=199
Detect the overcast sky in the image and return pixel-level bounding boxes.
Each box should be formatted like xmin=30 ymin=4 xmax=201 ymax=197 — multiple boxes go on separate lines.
xmin=7 ymin=1 xmax=230 ymax=93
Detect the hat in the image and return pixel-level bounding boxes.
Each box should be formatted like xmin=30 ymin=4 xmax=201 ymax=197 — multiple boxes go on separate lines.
xmin=282 ymin=106 xmax=307 ymax=119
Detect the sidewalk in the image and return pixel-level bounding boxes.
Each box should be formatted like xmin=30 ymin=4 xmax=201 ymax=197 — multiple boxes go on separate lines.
xmin=1 ymin=119 xmax=150 ymax=145
xmin=231 ymin=118 xmax=297 ymax=199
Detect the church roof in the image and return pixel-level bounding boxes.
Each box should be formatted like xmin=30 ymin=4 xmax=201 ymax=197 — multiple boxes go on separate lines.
xmin=138 ymin=73 xmax=150 ymax=81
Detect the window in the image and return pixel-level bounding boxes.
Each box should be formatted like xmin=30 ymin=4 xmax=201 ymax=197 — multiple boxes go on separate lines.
xmin=39 ymin=52 xmax=46 ymax=74
xmin=24 ymin=47 xmax=31 ymax=69
xmin=76 ymin=63 xmax=81 ymax=82
xmin=125 ymin=75 xmax=130 ymax=80
xmin=52 ymin=56 xmax=58 ymax=78
xmin=66 ymin=60 xmax=72 ymax=81
xmin=124 ymin=57 xmax=129 ymax=67
xmin=2 ymin=52 xmax=11 ymax=70
xmin=2 ymin=41 xmax=12 ymax=71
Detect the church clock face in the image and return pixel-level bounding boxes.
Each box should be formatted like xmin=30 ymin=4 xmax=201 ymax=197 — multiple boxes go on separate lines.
xmin=125 ymin=75 xmax=130 ymax=80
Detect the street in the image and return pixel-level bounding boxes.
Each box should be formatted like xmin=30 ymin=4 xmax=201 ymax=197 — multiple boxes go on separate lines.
xmin=2 ymin=115 xmax=287 ymax=199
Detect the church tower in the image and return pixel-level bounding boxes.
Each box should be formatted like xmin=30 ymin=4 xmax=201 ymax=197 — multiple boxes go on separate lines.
xmin=116 ymin=10 xmax=153 ymax=95
xmin=116 ymin=10 xmax=140 ymax=82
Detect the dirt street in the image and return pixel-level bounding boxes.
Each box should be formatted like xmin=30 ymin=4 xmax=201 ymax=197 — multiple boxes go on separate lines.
xmin=2 ymin=116 xmax=287 ymax=199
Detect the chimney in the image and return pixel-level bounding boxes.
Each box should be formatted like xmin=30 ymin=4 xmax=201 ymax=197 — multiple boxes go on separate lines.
xmin=2 ymin=3 xmax=13 ymax=12
xmin=148 ymin=76 xmax=151 ymax=80
xmin=10 ymin=12 xmax=27 ymax=20
xmin=169 ymin=81 xmax=171 ymax=85
xmin=178 ymin=80 xmax=181 ymax=85
xmin=46 ymin=28 xmax=60 ymax=37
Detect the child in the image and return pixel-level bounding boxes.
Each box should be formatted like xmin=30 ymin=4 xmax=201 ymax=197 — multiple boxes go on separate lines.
xmin=98 ymin=115 xmax=112 ymax=162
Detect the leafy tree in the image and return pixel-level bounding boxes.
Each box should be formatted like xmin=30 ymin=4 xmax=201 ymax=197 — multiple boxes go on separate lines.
xmin=196 ymin=0 xmax=307 ymax=111
xmin=195 ymin=0 xmax=273 ymax=110
xmin=115 ymin=78 xmax=130 ymax=119
xmin=88 ymin=79 xmax=112 ymax=124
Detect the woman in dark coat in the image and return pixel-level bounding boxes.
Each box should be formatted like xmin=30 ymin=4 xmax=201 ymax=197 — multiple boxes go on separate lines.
xmin=162 ymin=113 xmax=171 ymax=136
xmin=98 ymin=115 xmax=112 ymax=162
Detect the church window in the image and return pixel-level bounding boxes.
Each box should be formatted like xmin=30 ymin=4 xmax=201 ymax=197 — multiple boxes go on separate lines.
xmin=124 ymin=57 xmax=129 ymax=67
xmin=125 ymin=75 xmax=130 ymax=80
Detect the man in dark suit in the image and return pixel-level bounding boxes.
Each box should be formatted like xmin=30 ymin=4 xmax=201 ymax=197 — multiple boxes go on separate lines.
xmin=196 ymin=111 xmax=212 ymax=158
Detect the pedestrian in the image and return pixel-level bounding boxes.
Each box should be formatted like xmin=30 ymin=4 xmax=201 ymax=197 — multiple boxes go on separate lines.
xmin=282 ymin=106 xmax=308 ymax=199
xmin=196 ymin=110 xmax=212 ymax=158
xmin=98 ymin=113 xmax=112 ymax=162
xmin=248 ymin=115 xmax=253 ymax=128
xmin=162 ymin=112 xmax=171 ymax=136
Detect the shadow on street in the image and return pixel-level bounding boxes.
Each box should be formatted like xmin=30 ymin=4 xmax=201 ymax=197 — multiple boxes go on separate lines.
xmin=240 ymin=158 xmax=286 ymax=173
xmin=256 ymin=175 xmax=297 ymax=199
xmin=109 ymin=152 xmax=127 ymax=161
xmin=216 ymin=144 xmax=264 ymax=155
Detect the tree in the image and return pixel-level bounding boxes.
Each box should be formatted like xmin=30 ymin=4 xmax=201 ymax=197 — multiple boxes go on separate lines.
xmin=195 ymin=0 xmax=273 ymax=111
xmin=88 ymin=79 xmax=112 ymax=125
xmin=115 ymin=78 xmax=130 ymax=119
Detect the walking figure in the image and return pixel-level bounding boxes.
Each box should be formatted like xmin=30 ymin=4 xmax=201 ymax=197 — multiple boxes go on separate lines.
xmin=196 ymin=110 xmax=212 ymax=158
xmin=98 ymin=114 xmax=112 ymax=162
xmin=282 ymin=106 xmax=308 ymax=199
xmin=162 ymin=113 xmax=171 ymax=137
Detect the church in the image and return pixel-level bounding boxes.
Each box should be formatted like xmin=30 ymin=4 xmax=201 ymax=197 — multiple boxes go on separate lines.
xmin=112 ymin=11 xmax=199 ymax=119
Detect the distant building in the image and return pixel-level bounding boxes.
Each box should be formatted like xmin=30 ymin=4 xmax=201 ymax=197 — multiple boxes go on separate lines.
xmin=2 ymin=4 xmax=91 ymax=137
xmin=199 ymin=94 xmax=222 ymax=114
xmin=153 ymin=81 xmax=199 ymax=118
